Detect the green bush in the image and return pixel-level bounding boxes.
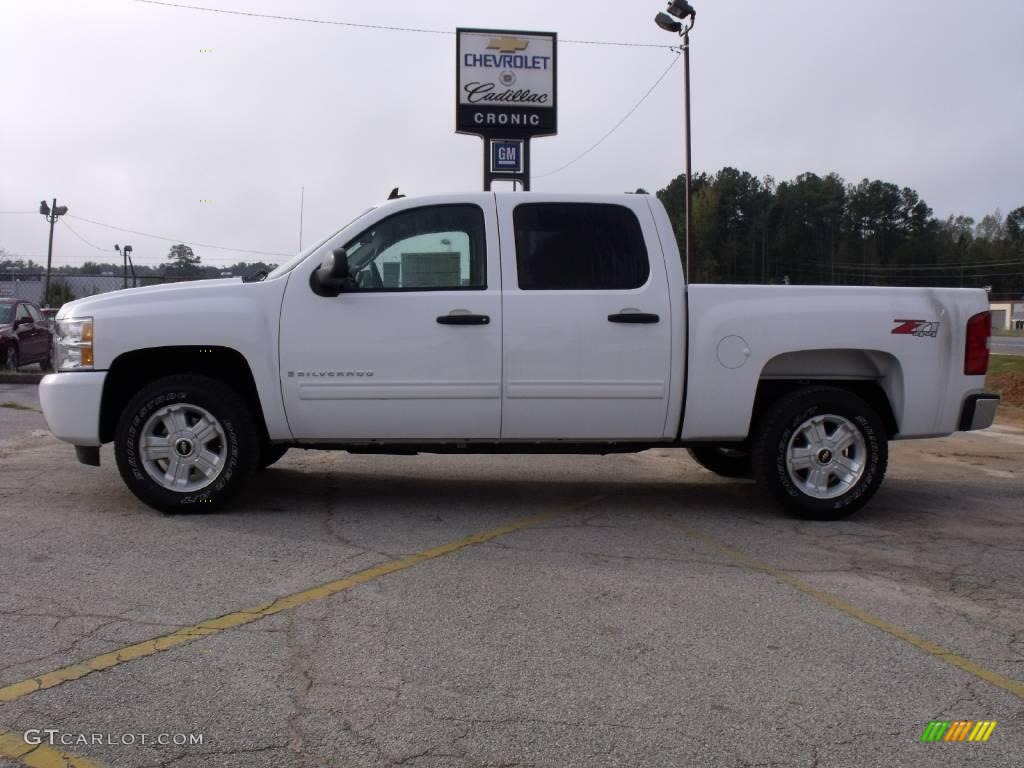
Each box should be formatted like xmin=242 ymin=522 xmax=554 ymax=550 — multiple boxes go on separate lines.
xmin=43 ymin=278 xmax=75 ymax=309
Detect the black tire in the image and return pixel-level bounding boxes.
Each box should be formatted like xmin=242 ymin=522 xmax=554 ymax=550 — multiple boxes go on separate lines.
xmin=114 ymin=375 xmax=259 ymax=513
xmin=258 ymin=443 xmax=290 ymax=470
xmin=687 ymin=445 xmax=753 ymax=478
xmin=4 ymin=345 xmax=18 ymax=371
xmin=753 ymin=386 xmax=888 ymax=520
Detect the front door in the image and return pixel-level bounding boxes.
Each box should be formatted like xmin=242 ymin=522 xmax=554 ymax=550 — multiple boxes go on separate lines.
xmin=15 ymin=303 xmax=45 ymax=363
xmin=279 ymin=198 xmax=502 ymax=441
xmin=496 ymin=197 xmax=673 ymax=440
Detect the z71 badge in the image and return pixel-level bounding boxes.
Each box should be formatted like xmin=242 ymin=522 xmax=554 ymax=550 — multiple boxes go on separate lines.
xmin=892 ymin=319 xmax=940 ymax=338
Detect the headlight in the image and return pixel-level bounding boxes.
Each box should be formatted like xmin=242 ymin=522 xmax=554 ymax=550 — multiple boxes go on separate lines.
xmin=55 ymin=317 xmax=94 ymax=370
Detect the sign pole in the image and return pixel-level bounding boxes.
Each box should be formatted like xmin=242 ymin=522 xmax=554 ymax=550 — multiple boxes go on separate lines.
xmin=482 ymin=141 xmax=491 ymax=191
xmin=522 ymin=139 xmax=531 ymax=191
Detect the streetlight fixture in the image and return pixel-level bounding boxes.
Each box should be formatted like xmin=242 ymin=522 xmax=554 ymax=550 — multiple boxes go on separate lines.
xmin=654 ymin=12 xmax=683 ymax=33
xmin=653 ymin=0 xmax=696 ymax=279
xmin=39 ymin=199 xmax=69 ymax=307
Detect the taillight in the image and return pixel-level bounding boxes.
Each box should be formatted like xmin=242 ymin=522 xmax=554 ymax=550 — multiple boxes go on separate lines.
xmin=964 ymin=311 xmax=991 ymax=375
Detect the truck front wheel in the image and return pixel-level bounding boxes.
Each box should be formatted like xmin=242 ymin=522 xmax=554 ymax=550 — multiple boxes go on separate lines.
xmin=753 ymin=386 xmax=888 ymax=520
xmin=114 ymin=375 xmax=258 ymax=512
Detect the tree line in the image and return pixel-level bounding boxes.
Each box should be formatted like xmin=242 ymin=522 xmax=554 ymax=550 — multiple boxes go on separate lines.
xmin=656 ymin=168 xmax=1024 ymax=296
xmin=5 ymin=176 xmax=1023 ymax=297
xmin=0 ymin=243 xmax=276 ymax=280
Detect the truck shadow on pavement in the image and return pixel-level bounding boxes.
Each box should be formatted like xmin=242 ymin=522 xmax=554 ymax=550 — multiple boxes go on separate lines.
xmin=210 ymin=462 xmax=796 ymax=526
xmin=214 ymin=461 xmax=1002 ymax=531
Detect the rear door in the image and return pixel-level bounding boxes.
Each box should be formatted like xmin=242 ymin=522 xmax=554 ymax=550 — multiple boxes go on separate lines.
xmin=496 ymin=196 xmax=673 ymax=440
xmin=25 ymin=304 xmax=50 ymax=363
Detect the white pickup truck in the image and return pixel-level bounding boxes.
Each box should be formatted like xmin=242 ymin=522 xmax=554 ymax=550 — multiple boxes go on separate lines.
xmin=39 ymin=192 xmax=999 ymax=519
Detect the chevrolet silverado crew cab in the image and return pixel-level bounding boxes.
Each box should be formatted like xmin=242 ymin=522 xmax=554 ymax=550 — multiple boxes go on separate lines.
xmin=39 ymin=193 xmax=1000 ymax=519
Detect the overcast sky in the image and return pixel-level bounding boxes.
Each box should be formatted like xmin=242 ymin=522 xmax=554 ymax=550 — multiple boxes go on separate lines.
xmin=1 ymin=0 xmax=1022 ymax=267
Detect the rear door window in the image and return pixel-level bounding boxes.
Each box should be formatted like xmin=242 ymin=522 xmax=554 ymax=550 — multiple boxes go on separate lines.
xmin=513 ymin=203 xmax=650 ymax=290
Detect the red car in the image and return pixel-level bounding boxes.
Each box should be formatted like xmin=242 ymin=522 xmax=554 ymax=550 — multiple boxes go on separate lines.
xmin=0 ymin=298 xmax=54 ymax=371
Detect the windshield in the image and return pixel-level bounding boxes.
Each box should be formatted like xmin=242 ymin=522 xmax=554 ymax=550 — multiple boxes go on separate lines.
xmin=265 ymin=207 xmax=376 ymax=280
xmin=0 ymin=304 xmax=11 ymax=324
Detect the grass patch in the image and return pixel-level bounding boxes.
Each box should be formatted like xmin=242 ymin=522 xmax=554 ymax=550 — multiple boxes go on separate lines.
xmin=0 ymin=402 xmax=38 ymax=412
xmin=988 ymin=356 xmax=1024 ymax=421
xmin=989 ymin=355 xmax=1024 ymax=377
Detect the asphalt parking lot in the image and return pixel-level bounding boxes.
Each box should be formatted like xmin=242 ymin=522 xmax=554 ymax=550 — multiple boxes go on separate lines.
xmin=0 ymin=383 xmax=1022 ymax=767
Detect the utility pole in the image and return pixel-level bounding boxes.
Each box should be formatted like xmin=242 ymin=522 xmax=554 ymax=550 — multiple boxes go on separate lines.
xmin=115 ymin=244 xmax=134 ymax=288
xmin=38 ymin=199 xmax=68 ymax=307
xmin=682 ymin=25 xmax=694 ymax=279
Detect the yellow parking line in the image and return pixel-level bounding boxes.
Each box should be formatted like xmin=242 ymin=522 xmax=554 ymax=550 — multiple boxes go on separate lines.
xmin=0 ymin=498 xmax=601 ymax=707
xmin=0 ymin=729 xmax=103 ymax=767
xmin=660 ymin=515 xmax=1024 ymax=701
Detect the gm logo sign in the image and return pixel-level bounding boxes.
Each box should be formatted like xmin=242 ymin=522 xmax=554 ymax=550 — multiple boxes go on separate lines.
xmin=490 ymin=139 xmax=524 ymax=174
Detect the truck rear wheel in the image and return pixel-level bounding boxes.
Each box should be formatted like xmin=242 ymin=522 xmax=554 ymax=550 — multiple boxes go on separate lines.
xmin=753 ymin=386 xmax=887 ymax=520
xmin=114 ymin=375 xmax=258 ymax=512
xmin=687 ymin=445 xmax=753 ymax=478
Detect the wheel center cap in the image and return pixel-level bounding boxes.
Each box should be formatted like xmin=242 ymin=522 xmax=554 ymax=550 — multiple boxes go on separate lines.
xmin=817 ymin=448 xmax=833 ymax=464
xmin=175 ymin=439 xmax=194 ymax=457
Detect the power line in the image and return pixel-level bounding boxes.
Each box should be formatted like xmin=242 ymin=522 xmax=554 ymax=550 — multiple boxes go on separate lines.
xmin=60 ymin=219 xmax=115 ymax=253
xmin=534 ymin=51 xmax=682 ymax=179
xmin=832 ymin=258 xmax=1024 ymax=272
xmin=65 ymin=213 xmax=289 ymax=258
xmin=135 ymin=0 xmax=451 ymax=35
xmin=134 ymin=0 xmax=675 ymax=49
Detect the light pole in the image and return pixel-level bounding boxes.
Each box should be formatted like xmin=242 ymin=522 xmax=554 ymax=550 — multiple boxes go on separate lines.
xmin=115 ymin=244 xmax=135 ymax=288
xmin=655 ymin=1 xmax=696 ymax=279
xmin=38 ymin=199 xmax=69 ymax=306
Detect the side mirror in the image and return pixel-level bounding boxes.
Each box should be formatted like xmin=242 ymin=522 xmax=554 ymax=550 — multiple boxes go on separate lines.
xmin=13 ymin=316 xmax=31 ymax=329
xmin=310 ymin=247 xmax=354 ymax=297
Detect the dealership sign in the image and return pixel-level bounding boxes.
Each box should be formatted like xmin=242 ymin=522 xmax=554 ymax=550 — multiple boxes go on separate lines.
xmin=456 ymin=28 xmax=557 ymax=190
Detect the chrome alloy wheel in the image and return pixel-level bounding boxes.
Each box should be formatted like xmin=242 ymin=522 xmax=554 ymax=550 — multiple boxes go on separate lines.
xmin=139 ymin=403 xmax=227 ymax=492
xmin=785 ymin=414 xmax=867 ymax=500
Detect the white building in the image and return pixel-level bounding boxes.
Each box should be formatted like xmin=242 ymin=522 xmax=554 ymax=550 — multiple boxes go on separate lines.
xmin=990 ymin=300 xmax=1024 ymax=331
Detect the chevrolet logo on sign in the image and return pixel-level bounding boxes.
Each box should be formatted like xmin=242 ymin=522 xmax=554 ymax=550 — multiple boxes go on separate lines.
xmin=487 ymin=36 xmax=529 ymax=53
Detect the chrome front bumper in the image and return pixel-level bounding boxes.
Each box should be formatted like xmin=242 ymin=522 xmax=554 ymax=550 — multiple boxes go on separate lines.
xmin=959 ymin=393 xmax=1000 ymax=432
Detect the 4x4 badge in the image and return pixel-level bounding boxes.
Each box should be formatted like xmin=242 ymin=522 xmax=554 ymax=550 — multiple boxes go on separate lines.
xmin=892 ymin=319 xmax=940 ymax=338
